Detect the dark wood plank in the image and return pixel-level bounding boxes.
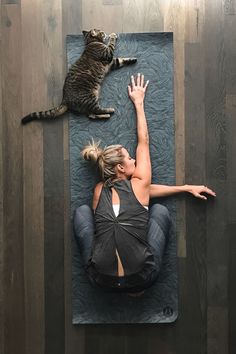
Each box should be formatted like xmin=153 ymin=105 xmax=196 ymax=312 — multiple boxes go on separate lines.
xmin=224 ymin=0 xmax=236 ymax=14
xmin=174 ymin=258 xmax=189 ymax=354
xmin=22 ymin=123 xmax=44 ymax=354
xmin=82 ymin=0 xmax=123 ymax=33
xmin=204 ymin=2 xmax=228 ymax=353
xmin=1 ymin=4 xmax=25 ymax=354
xmin=123 ymin=0 xmax=163 ymax=32
xmin=2 ymin=0 xmax=19 ymax=4
xmin=61 ymin=1 xmax=86 ymax=353
xmin=0 ymin=21 xmax=4 ymax=354
xmin=86 ymin=326 xmax=125 ymax=354
xmin=185 ymin=0 xmax=205 ymax=43
xmin=124 ymin=326 xmax=149 ymax=354
xmin=44 ymin=196 xmax=65 ymax=354
xmin=163 ymin=1 xmax=186 ymax=258
xmin=225 ymin=10 xmax=236 ymax=353
xmin=205 ymin=9 xmax=227 ymax=278
xmin=226 ymin=95 xmax=236 ymax=224
xmin=208 ymin=307 xmax=228 ymax=354
xmin=185 ymin=42 xmax=207 ymax=353
xmin=43 ymin=128 xmax=64 ymax=354
xmin=228 ymin=223 xmax=236 ymax=354
xmin=41 ymin=1 xmax=65 ymax=353
xmin=63 ymin=159 xmax=86 ymax=354
xmin=62 ymin=0 xmax=82 ymax=36
xmin=103 ymin=0 xmax=122 ymax=5
xmin=204 ymin=0 xmax=227 ymax=276
xmin=225 ymin=94 xmax=236 ymax=354
xmin=1 ymin=1 xmax=235 ymax=354
xmin=21 ymin=0 xmax=45 ymax=352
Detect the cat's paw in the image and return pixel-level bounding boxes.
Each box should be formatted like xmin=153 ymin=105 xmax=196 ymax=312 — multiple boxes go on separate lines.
xmin=109 ymin=33 xmax=118 ymax=39
xmin=89 ymin=113 xmax=111 ymax=119
xmin=106 ymin=108 xmax=115 ymax=113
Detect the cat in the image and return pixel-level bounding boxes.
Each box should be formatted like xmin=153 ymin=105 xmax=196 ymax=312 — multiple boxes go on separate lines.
xmin=21 ymin=29 xmax=137 ymax=124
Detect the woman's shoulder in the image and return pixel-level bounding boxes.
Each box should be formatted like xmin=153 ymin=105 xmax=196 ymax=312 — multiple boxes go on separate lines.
xmin=93 ymin=182 xmax=104 ymax=210
xmin=130 ymin=177 xmax=150 ymax=206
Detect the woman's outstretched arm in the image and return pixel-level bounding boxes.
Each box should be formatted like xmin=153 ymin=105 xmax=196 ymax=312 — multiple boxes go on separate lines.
xmin=128 ymin=73 xmax=151 ymax=186
xmin=149 ymin=184 xmax=216 ymax=200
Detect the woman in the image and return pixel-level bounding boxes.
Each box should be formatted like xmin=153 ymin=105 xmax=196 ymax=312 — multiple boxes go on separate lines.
xmin=74 ymin=74 xmax=216 ymax=293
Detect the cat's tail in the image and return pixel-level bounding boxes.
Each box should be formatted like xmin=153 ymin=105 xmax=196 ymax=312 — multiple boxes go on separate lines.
xmin=21 ymin=104 xmax=68 ymax=125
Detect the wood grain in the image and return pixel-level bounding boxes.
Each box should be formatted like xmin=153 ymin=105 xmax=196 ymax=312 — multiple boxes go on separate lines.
xmin=204 ymin=2 xmax=228 ymax=353
xmin=1 ymin=0 xmax=236 ymax=353
xmin=228 ymin=223 xmax=236 ymax=354
xmin=163 ymin=0 xmax=186 ymax=258
xmin=2 ymin=4 xmax=25 ymax=354
xmin=185 ymin=42 xmax=207 ymax=353
xmin=62 ymin=1 xmax=86 ymax=353
xmin=185 ymin=0 xmax=205 ymax=43
xmin=41 ymin=1 xmax=65 ymax=354
xmin=225 ymin=15 xmax=236 ymax=93
xmin=225 ymin=9 xmax=236 ymax=353
xmin=0 ymin=14 xmax=4 ymax=354
xmin=123 ymin=0 xmax=163 ymax=32
xmin=224 ymin=0 xmax=236 ymax=14
xmin=226 ymin=95 xmax=236 ymax=224
xmin=208 ymin=307 xmax=228 ymax=354
xmin=21 ymin=0 xmax=45 ymax=353
xmin=82 ymin=0 xmax=123 ymax=33
xmin=204 ymin=0 xmax=227 ymax=261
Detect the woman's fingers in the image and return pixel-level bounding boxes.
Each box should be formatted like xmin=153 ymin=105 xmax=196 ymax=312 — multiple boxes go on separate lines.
xmin=129 ymin=74 xmax=149 ymax=93
xmin=140 ymin=74 xmax=144 ymax=87
xmin=191 ymin=185 xmax=216 ymax=200
xmin=198 ymin=194 xmax=207 ymax=200
xmin=131 ymin=75 xmax=135 ymax=88
xmin=205 ymin=186 xmax=216 ymax=196
xmin=137 ymin=73 xmax=141 ymax=86
xmin=144 ymin=79 xmax=149 ymax=91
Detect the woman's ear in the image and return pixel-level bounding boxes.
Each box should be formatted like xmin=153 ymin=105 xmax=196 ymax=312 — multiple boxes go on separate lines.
xmin=117 ymin=164 xmax=125 ymax=173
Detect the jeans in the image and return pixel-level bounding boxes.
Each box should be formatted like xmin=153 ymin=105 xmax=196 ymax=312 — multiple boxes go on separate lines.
xmin=73 ymin=203 xmax=171 ymax=276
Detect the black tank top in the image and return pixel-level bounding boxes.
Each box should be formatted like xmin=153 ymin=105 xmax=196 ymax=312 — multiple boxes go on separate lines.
xmin=86 ymin=179 xmax=156 ymax=292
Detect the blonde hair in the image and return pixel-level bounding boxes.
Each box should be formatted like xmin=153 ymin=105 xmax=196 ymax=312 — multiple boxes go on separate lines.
xmin=81 ymin=140 xmax=124 ymax=183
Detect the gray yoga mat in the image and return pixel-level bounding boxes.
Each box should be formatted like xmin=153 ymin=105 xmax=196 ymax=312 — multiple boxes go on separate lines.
xmin=68 ymin=32 xmax=178 ymax=324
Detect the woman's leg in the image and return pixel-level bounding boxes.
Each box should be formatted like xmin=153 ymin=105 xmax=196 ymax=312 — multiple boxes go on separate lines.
xmin=73 ymin=205 xmax=95 ymax=264
xmin=147 ymin=203 xmax=171 ymax=273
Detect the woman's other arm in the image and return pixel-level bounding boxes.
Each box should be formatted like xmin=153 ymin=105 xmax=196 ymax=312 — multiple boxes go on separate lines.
xmin=149 ymin=184 xmax=216 ymax=200
xmin=128 ymin=74 xmax=151 ymax=186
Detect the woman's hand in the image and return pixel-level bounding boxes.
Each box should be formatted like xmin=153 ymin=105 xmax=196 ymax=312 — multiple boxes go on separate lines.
xmin=186 ymin=185 xmax=216 ymax=200
xmin=128 ymin=73 xmax=149 ymax=106
xmin=149 ymin=184 xmax=216 ymax=199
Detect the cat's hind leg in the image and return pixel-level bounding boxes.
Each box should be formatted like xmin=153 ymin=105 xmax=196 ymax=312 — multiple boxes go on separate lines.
xmin=88 ymin=106 xmax=115 ymax=119
xmin=89 ymin=103 xmax=115 ymax=119
xmin=88 ymin=113 xmax=111 ymax=119
xmin=111 ymin=57 xmax=137 ymax=70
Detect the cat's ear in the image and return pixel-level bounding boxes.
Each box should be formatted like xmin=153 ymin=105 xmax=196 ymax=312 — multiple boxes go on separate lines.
xmin=91 ymin=29 xmax=96 ymax=37
xmin=82 ymin=30 xmax=89 ymax=37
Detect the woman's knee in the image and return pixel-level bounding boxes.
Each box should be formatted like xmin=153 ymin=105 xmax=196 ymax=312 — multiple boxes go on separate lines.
xmin=149 ymin=203 xmax=171 ymax=234
xmin=74 ymin=205 xmax=94 ymax=231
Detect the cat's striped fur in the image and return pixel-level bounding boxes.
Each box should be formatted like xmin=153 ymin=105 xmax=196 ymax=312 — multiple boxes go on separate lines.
xmin=21 ymin=29 xmax=137 ymax=124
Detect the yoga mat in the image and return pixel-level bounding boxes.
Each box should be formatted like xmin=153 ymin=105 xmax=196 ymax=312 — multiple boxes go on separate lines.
xmin=68 ymin=32 xmax=178 ymax=324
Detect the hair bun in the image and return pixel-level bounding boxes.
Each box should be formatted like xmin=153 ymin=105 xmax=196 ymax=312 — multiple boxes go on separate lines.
xmin=81 ymin=140 xmax=103 ymax=163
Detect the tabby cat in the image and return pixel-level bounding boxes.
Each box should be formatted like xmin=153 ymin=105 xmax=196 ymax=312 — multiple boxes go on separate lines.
xmin=21 ymin=29 xmax=137 ymax=124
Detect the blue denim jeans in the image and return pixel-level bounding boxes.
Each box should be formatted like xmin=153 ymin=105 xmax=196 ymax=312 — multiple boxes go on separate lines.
xmin=73 ymin=203 xmax=171 ymax=277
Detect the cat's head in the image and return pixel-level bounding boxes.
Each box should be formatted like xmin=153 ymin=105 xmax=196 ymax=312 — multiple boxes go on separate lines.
xmin=82 ymin=29 xmax=106 ymax=44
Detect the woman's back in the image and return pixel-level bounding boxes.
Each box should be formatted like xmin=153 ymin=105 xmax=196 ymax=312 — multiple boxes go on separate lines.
xmin=92 ymin=180 xmax=153 ymax=275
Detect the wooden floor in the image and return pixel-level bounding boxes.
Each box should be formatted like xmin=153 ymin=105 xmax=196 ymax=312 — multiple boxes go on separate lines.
xmin=1 ymin=0 xmax=236 ymax=353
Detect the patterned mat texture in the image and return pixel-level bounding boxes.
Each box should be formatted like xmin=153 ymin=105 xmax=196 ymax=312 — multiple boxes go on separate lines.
xmin=67 ymin=32 xmax=178 ymax=324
